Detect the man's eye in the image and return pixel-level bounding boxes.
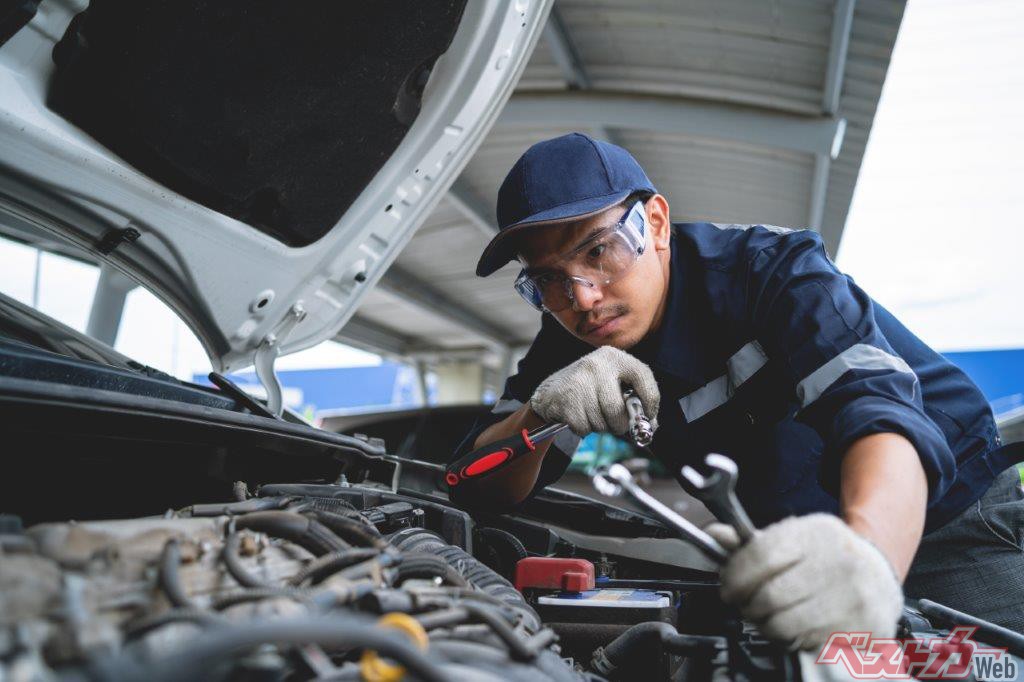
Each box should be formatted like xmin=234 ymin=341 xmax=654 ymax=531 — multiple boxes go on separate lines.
xmin=587 ymin=243 xmax=607 ymax=260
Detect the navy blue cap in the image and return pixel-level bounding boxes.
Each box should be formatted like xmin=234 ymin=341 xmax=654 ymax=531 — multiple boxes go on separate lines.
xmin=475 ymin=132 xmax=656 ymax=277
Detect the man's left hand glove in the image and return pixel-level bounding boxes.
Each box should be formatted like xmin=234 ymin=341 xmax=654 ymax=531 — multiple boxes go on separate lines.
xmin=706 ymin=513 xmax=903 ymax=650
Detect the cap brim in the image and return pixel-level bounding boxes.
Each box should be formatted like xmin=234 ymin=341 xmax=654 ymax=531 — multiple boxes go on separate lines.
xmin=475 ymin=189 xmax=631 ymax=277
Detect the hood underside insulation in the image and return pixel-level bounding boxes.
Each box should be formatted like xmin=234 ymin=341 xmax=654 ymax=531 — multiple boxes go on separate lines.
xmin=48 ymin=0 xmax=467 ymax=246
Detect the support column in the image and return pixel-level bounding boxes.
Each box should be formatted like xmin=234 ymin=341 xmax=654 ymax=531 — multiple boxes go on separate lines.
xmin=86 ymin=265 xmax=137 ymax=346
xmin=434 ymin=361 xmax=485 ymax=405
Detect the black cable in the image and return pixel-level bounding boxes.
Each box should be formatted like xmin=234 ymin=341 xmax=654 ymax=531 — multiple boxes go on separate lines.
xmin=221 ymin=532 xmax=271 ymax=589
xmin=591 ymin=621 xmax=723 ymax=676
xmin=918 ymin=599 xmax=1024 ymax=658
xmin=461 ymin=602 xmax=537 ymax=661
xmin=89 ymin=616 xmax=452 ymax=682
xmin=393 ymin=555 xmax=469 ymax=587
xmin=288 ymin=548 xmax=380 ymax=586
xmin=157 ymin=538 xmax=196 ymax=609
xmin=234 ymin=511 xmax=346 ymax=556
xmin=299 ymin=507 xmax=384 ymax=548
xmin=211 ymin=586 xmax=321 ymax=611
xmin=415 ymin=607 xmax=470 ymax=630
xmin=123 ymin=608 xmax=228 ymax=640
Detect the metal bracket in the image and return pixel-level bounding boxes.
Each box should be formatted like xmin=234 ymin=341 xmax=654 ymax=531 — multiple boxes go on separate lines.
xmin=253 ymin=304 xmax=307 ymax=417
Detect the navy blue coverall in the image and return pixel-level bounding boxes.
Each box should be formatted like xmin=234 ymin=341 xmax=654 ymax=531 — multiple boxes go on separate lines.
xmin=455 ymin=223 xmax=1022 ymax=534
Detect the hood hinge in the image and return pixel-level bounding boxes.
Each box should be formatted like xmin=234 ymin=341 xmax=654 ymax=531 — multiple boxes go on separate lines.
xmin=253 ymin=303 xmax=307 ymax=417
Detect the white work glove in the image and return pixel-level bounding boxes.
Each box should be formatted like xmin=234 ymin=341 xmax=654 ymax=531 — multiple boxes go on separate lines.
xmin=530 ymin=346 xmax=659 ymax=437
xmin=707 ymin=513 xmax=903 ymax=650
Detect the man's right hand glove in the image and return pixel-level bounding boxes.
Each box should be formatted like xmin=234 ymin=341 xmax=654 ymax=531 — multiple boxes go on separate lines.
xmin=706 ymin=514 xmax=904 ymax=650
xmin=530 ymin=346 xmax=659 ymax=437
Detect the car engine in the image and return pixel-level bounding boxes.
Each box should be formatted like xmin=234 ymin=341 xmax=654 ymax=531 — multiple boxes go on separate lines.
xmin=1 ymin=478 xmax=807 ymax=681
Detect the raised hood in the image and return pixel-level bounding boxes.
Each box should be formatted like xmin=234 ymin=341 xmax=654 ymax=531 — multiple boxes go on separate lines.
xmin=0 ymin=1 xmax=549 ymax=386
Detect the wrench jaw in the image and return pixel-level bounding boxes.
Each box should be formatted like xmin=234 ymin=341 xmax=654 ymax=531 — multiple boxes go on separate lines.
xmin=591 ymin=470 xmax=623 ymax=498
xmin=679 ymin=454 xmax=758 ymax=545
xmin=591 ymin=464 xmax=729 ymax=565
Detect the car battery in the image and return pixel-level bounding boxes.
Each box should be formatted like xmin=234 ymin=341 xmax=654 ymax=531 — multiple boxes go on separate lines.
xmin=515 ymin=557 xmax=675 ymax=626
xmin=535 ymin=588 xmax=675 ymax=625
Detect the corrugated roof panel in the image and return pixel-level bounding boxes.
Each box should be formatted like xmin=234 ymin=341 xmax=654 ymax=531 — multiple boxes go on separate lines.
xmin=354 ymin=0 xmax=905 ymax=363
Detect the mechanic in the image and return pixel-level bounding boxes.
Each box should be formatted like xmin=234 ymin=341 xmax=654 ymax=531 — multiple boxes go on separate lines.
xmin=452 ymin=132 xmax=1024 ymax=646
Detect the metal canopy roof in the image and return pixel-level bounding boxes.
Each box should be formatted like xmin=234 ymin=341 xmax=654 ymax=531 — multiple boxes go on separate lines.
xmin=340 ymin=0 xmax=906 ymax=374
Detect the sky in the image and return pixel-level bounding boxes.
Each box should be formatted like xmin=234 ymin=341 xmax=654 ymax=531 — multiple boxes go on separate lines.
xmin=835 ymin=0 xmax=1024 ymax=352
xmin=1 ymin=0 xmax=1022 ymax=378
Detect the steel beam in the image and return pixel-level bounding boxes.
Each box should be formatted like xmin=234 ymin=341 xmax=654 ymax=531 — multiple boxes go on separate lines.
xmin=447 ymin=178 xmax=496 ymax=237
xmin=809 ymin=0 xmax=856 ymax=231
xmin=542 ymin=7 xmax=616 ymax=143
xmin=501 ymin=92 xmax=846 ymax=158
xmin=543 ymin=6 xmax=590 ymax=89
xmin=335 ymin=314 xmax=417 ymax=357
xmin=86 ymin=265 xmax=136 ymax=345
xmin=823 ymin=0 xmax=857 ymax=116
xmin=377 ymin=266 xmax=512 ymax=351
xmin=807 ymin=153 xmax=831 ymax=231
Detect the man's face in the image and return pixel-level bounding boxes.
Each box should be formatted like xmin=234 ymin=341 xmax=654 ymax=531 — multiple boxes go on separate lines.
xmin=517 ymin=195 xmax=673 ymax=349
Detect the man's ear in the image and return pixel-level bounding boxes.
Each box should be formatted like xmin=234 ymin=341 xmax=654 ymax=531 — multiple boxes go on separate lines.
xmin=645 ymin=194 xmax=671 ymax=250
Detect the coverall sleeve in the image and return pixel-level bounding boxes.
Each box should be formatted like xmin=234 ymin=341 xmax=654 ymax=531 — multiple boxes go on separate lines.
xmin=451 ymin=316 xmax=583 ymax=494
xmin=745 ymin=229 xmax=956 ymax=503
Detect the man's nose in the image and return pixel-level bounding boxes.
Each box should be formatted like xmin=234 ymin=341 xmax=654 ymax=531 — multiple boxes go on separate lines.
xmin=569 ymin=279 xmax=602 ymax=311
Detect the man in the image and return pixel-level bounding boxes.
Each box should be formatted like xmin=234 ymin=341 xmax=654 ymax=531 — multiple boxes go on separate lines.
xmin=452 ymin=132 xmax=1024 ymax=646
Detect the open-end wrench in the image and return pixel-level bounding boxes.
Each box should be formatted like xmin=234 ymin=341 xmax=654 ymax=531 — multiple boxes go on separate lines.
xmin=593 ymin=463 xmax=728 ymax=564
xmin=680 ymin=453 xmax=757 ymax=545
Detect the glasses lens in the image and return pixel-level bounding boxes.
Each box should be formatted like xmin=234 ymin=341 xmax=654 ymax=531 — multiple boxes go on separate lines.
xmin=513 ymin=202 xmax=646 ymax=313
xmin=572 ymin=230 xmax=638 ymax=283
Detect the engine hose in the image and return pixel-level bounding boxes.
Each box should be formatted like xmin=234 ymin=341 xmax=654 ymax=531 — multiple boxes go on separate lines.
xmin=388 ymin=528 xmax=540 ymax=631
xmin=211 ymin=586 xmax=329 ymax=611
xmin=124 ymin=608 xmax=228 ymax=640
xmin=393 ymin=555 xmax=469 ymax=588
xmin=234 ymin=511 xmax=346 ymax=556
xmin=298 ymin=507 xmax=385 ymax=548
xmin=461 ymin=602 xmax=538 ymax=661
xmin=87 ymin=615 xmax=450 ymax=682
xmin=158 ymin=538 xmax=196 ymax=609
xmin=918 ymin=599 xmax=1024 ymax=658
xmin=590 ymin=621 xmax=724 ymax=676
xmin=288 ymin=547 xmax=381 ymax=586
xmin=221 ymin=532 xmax=271 ymax=589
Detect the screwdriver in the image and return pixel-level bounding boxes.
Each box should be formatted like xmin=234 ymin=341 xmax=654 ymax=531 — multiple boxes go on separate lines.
xmin=445 ymin=386 xmax=655 ymax=490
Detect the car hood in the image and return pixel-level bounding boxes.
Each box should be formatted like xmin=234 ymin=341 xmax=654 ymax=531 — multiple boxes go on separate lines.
xmin=0 ymin=1 xmax=549 ymax=375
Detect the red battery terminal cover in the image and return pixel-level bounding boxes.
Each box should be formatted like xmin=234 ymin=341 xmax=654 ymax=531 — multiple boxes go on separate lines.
xmin=513 ymin=557 xmax=596 ymax=593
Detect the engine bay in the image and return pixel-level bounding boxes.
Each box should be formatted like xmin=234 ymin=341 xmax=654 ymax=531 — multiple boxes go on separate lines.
xmin=3 ymin=382 xmax=1021 ymax=681
xmin=1 ymin=478 xmax=809 ymax=681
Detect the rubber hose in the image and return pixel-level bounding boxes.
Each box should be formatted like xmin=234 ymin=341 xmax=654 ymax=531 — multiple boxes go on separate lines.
xmin=158 ymin=538 xmax=196 ymax=609
xmin=393 ymin=555 xmax=469 ymax=587
xmin=89 ymin=615 xmax=449 ymax=682
xmin=234 ymin=511 xmax=345 ymax=556
xmin=124 ymin=608 xmax=228 ymax=640
xmin=299 ymin=507 xmax=384 ymax=547
xmin=388 ymin=528 xmax=539 ymax=630
xmin=222 ymin=532 xmax=271 ymax=588
xmin=288 ymin=547 xmax=380 ymax=586
xmin=592 ymin=621 xmax=722 ymax=676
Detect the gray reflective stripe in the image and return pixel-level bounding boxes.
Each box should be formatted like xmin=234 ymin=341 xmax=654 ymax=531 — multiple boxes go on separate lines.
xmin=678 ymin=341 xmax=769 ymax=422
xmin=712 ymin=223 xmax=794 ymax=235
xmin=796 ymin=344 xmax=917 ymax=407
xmin=492 ymin=398 xmax=524 ymax=415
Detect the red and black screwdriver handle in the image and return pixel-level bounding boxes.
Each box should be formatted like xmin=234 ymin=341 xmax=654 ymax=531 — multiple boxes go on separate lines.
xmin=445 ymin=421 xmax=568 ymax=489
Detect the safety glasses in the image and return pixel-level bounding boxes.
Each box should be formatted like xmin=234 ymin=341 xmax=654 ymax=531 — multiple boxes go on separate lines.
xmin=514 ymin=200 xmax=647 ymax=312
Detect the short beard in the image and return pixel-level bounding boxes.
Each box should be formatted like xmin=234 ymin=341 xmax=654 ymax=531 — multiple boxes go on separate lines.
xmin=574 ymin=303 xmax=631 ymax=337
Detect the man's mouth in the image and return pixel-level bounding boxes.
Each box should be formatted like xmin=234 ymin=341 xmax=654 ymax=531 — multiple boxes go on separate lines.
xmin=582 ymin=313 xmax=625 ymax=339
